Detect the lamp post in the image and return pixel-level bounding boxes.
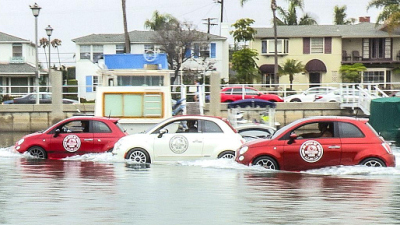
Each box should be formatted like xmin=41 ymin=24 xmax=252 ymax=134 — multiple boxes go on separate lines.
xmin=45 ymin=25 xmax=53 ymax=90
xmin=30 ymin=2 xmax=41 ymax=104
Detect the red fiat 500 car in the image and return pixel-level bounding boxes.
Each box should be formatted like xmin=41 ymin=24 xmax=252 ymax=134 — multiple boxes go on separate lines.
xmin=14 ymin=116 xmax=128 ymax=159
xmin=220 ymin=87 xmax=283 ymax=102
xmin=235 ymin=116 xmax=395 ymax=171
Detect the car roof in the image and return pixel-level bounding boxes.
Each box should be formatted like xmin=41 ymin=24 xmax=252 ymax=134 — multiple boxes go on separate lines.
xmin=67 ymin=115 xmax=120 ymax=122
xmin=295 ymin=116 xmax=368 ymax=124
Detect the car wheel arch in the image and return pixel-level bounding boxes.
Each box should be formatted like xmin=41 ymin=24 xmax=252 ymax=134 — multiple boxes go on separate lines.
xmin=217 ymin=150 xmax=235 ymax=159
xmin=359 ymin=157 xmax=387 ymax=167
xmin=27 ymin=145 xmax=48 ymax=159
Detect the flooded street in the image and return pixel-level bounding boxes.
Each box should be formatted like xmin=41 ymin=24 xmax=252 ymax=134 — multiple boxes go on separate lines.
xmin=1 ymin=143 xmax=400 ymax=224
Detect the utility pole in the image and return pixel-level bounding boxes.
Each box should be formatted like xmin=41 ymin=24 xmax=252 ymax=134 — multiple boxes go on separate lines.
xmin=202 ymin=18 xmax=218 ymax=33
xmin=215 ymin=0 xmax=224 ymax=23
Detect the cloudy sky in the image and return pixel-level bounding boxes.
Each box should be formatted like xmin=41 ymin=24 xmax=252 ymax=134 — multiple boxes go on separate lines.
xmin=0 ymin=0 xmax=381 ymax=66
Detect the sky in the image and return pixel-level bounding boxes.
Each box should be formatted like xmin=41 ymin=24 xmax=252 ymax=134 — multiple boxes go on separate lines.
xmin=0 ymin=0 xmax=381 ymax=67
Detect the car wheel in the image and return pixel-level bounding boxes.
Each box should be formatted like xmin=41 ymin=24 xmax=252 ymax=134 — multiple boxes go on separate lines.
xmin=125 ymin=148 xmax=151 ymax=163
xmin=27 ymin=146 xmax=47 ymax=159
xmin=360 ymin=158 xmax=386 ymax=167
xmin=290 ymin=99 xmax=301 ymax=102
xmin=218 ymin=151 xmax=235 ymax=159
xmin=253 ymin=156 xmax=279 ymax=170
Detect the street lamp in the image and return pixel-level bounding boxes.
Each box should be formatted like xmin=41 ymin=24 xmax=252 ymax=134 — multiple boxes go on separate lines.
xmin=30 ymin=2 xmax=41 ymax=104
xmin=45 ymin=25 xmax=53 ymax=93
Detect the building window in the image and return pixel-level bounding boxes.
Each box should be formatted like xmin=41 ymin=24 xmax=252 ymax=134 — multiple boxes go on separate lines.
xmin=86 ymin=75 xmax=100 ymax=93
xmin=200 ymin=45 xmax=210 ymax=57
xmin=103 ymin=92 xmax=164 ymax=118
xmin=80 ymin=45 xmax=90 ymax=59
xmin=261 ymin=39 xmax=288 ymax=54
xmin=93 ymin=45 xmax=103 ymax=62
xmin=310 ymin=37 xmax=324 ymax=53
xmin=117 ymin=76 xmax=164 ymax=86
xmin=116 ymin=44 xmax=125 ymax=54
xmin=12 ymin=43 xmax=22 ymax=57
xmin=363 ymin=71 xmax=384 ymax=83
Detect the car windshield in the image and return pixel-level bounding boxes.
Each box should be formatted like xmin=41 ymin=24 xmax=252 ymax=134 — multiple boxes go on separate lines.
xmin=271 ymin=119 xmax=306 ymax=139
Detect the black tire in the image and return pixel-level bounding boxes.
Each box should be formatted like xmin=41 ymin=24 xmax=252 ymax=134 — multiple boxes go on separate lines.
xmin=218 ymin=151 xmax=235 ymax=159
xmin=253 ymin=156 xmax=279 ymax=170
xmin=125 ymin=148 xmax=151 ymax=163
xmin=290 ymin=98 xmax=301 ymax=102
xmin=27 ymin=146 xmax=47 ymax=159
xmin=360 ymin=158 xmax=386 ymax=167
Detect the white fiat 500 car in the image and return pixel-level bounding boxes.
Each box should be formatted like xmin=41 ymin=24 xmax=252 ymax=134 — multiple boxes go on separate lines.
xmin=285 ymin=87 xmax=337 ymax=102
xmin=112 ymin=115 xmax=245 ymax=163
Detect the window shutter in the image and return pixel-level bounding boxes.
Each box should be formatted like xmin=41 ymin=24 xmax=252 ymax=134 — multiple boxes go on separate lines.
xmin=303 ymin=38 xmax=310 ymax=54
xmin=324 ymin=37 xmax=332 ymax=54
xmin=86 ymin=76 xmax=93 ymax=93
xmin=185 ymin=48 xmax=191 ymax=58
xmin=210 ymin=43 xmax=216 ymax=58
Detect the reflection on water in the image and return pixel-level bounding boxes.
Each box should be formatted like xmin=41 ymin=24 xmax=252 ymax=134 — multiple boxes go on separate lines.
xmin=0 ymin=132 xmax=28 ymax=148
xmin=0 ymin=146 xmax=400 ymax=224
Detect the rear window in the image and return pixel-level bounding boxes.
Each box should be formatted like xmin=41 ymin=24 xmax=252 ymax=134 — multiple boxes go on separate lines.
xmin=338 ymin=122 xmax=365 ymax=138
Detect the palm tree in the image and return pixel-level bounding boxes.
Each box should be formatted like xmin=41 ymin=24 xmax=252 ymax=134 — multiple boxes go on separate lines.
xmin=39 ymin=37 xmax=48 ymax=67
xmin=276 ymin=0 xmax=317 ymax=25
xmin=278 ymin=59 xmax=305 ymax=90
xmin=334 ymin=5 xmax=355 ymax=25
xmin=368 ymin=0 xmax=400 ymax=31
xmin=51 ymin=38 xmax=62 ymax=67
xmin=144 ymin=10 xmax=178 ymax=31
xmin=121 ymin=0 xmax=131 ymax=53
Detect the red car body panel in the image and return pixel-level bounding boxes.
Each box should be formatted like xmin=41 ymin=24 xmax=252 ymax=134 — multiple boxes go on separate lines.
xmin=220 ymin=87 xmax=283 ymax=102
xmin=14 ymin=116 xmax=127 ymax=159
xmin=235 ymin=116 xmax=395 ymax=171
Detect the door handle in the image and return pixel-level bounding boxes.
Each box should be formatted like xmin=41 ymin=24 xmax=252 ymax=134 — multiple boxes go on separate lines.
xmin=328 ymin=145 xmax=340 ymax=149
xmin=84 ymin=139 xmax=93 ymax=141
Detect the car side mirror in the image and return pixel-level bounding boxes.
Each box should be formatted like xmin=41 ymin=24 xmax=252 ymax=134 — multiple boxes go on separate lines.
xmin=158 ymin=128 xmax=168 ymax=138
xmin=54 ymin=129 xmax=60 ymax=137
xmin=288 ymin=133 xmax=298 ymax=144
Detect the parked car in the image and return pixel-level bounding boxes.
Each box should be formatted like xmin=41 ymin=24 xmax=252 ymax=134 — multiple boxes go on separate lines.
xmin=220 ymin=87 xmax=283 ymax=102
xmin=14 ymin=116 xmax=128 ymax=159
xmin=2 ymin=92 xmax=78 ymax=104
xmin=284 ymin=87 xmax=337 ymax=102
xmin=236 ymin=124 xmax=276 ymax=142
xmin=112 ymin=115 xmax=245 ymax=163
xmin=235 ymin=116 xmax=395 ymax=171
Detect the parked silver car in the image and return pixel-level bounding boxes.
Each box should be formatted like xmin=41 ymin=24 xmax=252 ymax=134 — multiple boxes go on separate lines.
xmin=284 ymin=87 xmax=337 ymax=102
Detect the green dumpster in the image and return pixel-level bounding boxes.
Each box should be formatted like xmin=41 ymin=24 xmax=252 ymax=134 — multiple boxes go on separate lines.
xmin=369 ymin=97 xmax=400 ymax=143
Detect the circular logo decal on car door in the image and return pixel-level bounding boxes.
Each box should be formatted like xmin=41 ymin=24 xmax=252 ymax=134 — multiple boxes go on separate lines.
xmin=300 ymin=140 xmax=324 ymax=163
xmin=169 ymin=135 xmax=189 ymax=154
xmin=63 ymin=135 xmax=81 ymax=152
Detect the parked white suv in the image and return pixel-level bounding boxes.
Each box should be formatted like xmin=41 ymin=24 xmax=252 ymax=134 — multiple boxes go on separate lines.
xmin=284 ymin=87 xmax=337 ymax=102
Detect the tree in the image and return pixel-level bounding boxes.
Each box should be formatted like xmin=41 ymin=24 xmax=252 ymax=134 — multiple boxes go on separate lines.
xmin=275 ymin=0 xmax=317 ymax=25
xmin=121 ymin=0 xmax=131 ymax=53
xmin=151 ymin=21 xmax=208 ymax=85
xmin=368 ymin=0 xmax=400 ymax=32
xmin=278 ymin=59 xmax=305 ymax=90
xmin=230 ymin=18 xmax=257 ymax=45
xmin=333 ymin=5 xmax=355 ymax=25
xmin=51 ymin=38 xmax=62 ymax=68
xmin=39 ymin=37 xmax=49 ymax=67
xmin=144 ymin=10 xmax=178 ymax=31
xmin=231 ymin=48 xmax=260 ymax=83
xmin=339 ymin=63 xmax=367 ymax=83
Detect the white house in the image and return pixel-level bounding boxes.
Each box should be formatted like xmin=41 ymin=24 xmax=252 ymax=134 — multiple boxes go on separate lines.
xmin=0 ymin=31 xmax=48 ymax=96
xmin=72 ymin=30 xmax=229 ymax=101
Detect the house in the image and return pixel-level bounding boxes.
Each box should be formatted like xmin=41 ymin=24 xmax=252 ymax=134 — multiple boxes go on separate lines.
xmin=251 ymin=18 xmax=400 ymax=90
xmin=72 ymin=30 xmax=229 ymax=101
xmin=0 ymin=32 xmax=48 ymax=97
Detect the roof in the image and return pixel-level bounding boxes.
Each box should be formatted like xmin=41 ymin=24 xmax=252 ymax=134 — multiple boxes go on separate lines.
xmin=72 ymin=30 xmax=226 ymax=44
xmin=0 ymin=32 xmax=30 ymax=43
xmin=254 ymin=23 xmax=400 ymax=39
xmin=0 ymin=63 xmax=37 ymax=74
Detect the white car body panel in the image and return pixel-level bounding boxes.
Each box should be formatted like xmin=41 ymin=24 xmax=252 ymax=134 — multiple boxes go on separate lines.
xmin=285 ymin=87 xmax=337 ymax=102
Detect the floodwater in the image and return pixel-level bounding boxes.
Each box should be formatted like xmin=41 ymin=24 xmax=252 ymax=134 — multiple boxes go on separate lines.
xmin=1 ymin=136 xmax=400 ymax=224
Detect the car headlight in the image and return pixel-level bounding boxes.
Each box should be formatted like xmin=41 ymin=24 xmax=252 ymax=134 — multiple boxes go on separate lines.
xmin=17 ymin=138 xmax=24 ymax=146
xmin=239 ymin=146 xmax=249 ymax=155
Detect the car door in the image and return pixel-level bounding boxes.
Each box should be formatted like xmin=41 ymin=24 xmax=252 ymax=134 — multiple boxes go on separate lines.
xmin=199 ymin=119 xmax=227 ymax=157
xmin=282 ymin=121 xmax=341 ymax=171
xmin=48 ymin=120 xmax=94 ymax=157
xmin=244 ymin=88 xmax=260 ymax=100
xmin=152 ymin=119 xmax=204 ymax=161
xmin=91 ymin=120 xmax=118 ymax=153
